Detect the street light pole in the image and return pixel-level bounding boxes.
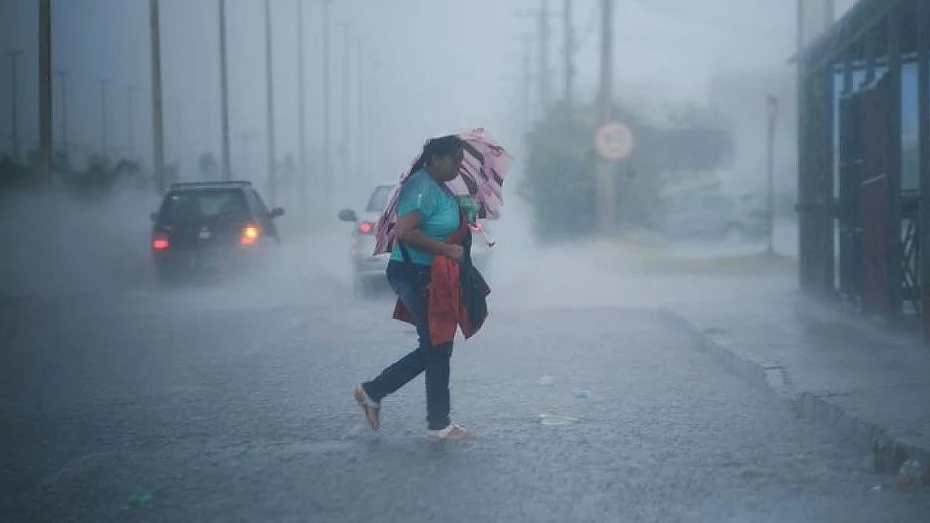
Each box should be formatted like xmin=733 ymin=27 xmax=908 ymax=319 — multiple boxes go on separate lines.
xmin=596 ymin=0 xmax=615 ymax=235
xmin=150 ymin=0 xmax=166 ymax=193
xmin=174 ymin=100 xmax=182 ymax=164
xmin=6 ymin=50 xmax=23 ymax=162
xmin=99 ymin=79 xmax=109 ymax=158
xmin=219 ymin=0 xmax=232 ymax=180
xmin=127 ymin=85 xmax=137 ymax=158
xmin=56 ymin=70 xmax=70 ymax=156
xmin=321 ymin=0 xmax=333 ymax=211
xmin=562 ymin=0 xmax=574 ymax=110
xmin=296 ymin=0 xmax=308 ymax=224
xmin=264 ymin=0 xmax=278 ymax=206
xmin=368 ymin=58 xmax=380 ymax=172
xmin=238 ymin=132 xmax=253 ymax=176
xmin=39 ymin=0 xmax=52 ymax=174
xmin=520 ymin=35 xmax=532 ymax=140
xmin=538 ymin=0 xmax=551 ymax=114
xmin=766 ymin=95 xmax=779 ymax=256
xmin=356 ymin=37 xmax=365 ymax=181
xmin=340 ymin=21 xmax=351 ymax=188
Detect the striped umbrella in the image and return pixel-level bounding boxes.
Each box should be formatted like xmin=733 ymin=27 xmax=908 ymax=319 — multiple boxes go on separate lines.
xmin=373 ymin=128 xmax=513 ymax=256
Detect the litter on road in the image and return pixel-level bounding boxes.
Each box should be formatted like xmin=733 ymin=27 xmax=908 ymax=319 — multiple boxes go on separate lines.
xmin=538 ymin=413 xmax=580 ymax=426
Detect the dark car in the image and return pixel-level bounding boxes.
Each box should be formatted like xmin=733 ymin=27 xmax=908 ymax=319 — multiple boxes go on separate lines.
xmin=150 ymin=181 xmax=284 ymax=284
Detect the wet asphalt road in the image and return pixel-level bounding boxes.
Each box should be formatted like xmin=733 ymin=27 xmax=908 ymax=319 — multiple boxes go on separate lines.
xmin=2 ymin=233 xmax=930 ymax=522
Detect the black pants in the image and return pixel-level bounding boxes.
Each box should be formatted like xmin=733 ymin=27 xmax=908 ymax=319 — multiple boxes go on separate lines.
xmin=362 ymin=260 xmax=454 ymax=431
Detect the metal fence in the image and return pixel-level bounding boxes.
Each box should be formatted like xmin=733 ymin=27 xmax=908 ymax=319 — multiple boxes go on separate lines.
xmin=798 ymin=0 xmax=929 ymax=333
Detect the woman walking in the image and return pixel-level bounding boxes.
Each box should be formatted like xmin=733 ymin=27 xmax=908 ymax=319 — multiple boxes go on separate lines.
xmin=353 ymin=135 xmax=483 ymax=442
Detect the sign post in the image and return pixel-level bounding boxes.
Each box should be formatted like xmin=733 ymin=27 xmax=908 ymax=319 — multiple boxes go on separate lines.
xmin=766 ymin=95 xmax=779 ymax=255
xmin=594 ymin=121 xmax=635 ymax=163
xmin=594 ymin=120 xmax=635 ymax=234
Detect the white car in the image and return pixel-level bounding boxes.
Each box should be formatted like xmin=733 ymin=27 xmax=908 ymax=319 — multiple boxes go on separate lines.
xmin=662 ymin=190 xmax=767 ymax=242
xmin=338 ymin=182 xmax=494 ymax=298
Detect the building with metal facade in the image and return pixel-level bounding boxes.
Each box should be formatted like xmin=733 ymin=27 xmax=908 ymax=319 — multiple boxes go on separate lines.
xmin=797 ymin=0 xmax=930 ymax=335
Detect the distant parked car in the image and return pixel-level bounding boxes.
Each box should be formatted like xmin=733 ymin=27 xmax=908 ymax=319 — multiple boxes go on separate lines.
xmin=661 ymin=191 xmax=766 ymax=242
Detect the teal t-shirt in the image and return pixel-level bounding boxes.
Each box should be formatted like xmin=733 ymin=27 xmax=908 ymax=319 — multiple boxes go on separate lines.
xmin=390 ymin=170 xmax=461 ymax=265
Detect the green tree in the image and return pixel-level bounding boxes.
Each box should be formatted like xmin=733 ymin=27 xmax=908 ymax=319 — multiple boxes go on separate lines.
xmin=523 ymin=100 xmax=733 ymax=242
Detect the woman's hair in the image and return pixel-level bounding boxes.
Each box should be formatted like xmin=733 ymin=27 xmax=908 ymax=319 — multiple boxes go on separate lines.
xmin=410 ymin=134 xmax=464 ymax=174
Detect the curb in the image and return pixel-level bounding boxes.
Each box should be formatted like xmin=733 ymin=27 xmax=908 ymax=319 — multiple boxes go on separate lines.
xmin=659 ymin=307 xmax=930 ymax=475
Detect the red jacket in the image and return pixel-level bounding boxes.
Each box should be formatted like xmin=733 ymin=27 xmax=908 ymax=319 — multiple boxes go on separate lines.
xmin=393 ymin=219 xmax=490 ymax=346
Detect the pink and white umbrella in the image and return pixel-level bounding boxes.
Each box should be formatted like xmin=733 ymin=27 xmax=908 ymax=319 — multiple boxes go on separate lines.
xmin=373 ymin=128 xmax=513 ymax=256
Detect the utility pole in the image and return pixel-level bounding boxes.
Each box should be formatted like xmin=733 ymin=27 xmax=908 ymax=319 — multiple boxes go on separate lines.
xmin=562 ymin=0 xmax=574 ymax=110
xmin=219 ymin=0 xmax=232 ymax=180
xmin=356 ymin=37 xmax=365 ymax=181
xmin=264 ymin=0 xmax=277 ymax=206
xmin=150 ymin=0 xmax=166 ymax=193
xmin=56 ymin=71 xmax=69 ymax=156
xmin=237 ymin=132 xmax=253 ymax=176
xmin=296 ymin=0 xmax=308 ymax=224
xmin=6 ymin=50 xmax=23 ymax=162
xmin=99 ymin=79 xmax=109 ymax=157
xmin=520 ymin=35 xmax=533 ymax=140
xmin=766 ymin=95 xmax=778 ymax=256
xmin=596 ymin=0 xmax=615 ymax=235
xmin=39 ymin=0 xmax=52 ymax=173
xmin=515 ymin=3 xmax=551 ymax=121
xmin=918 ymin=0 xmax=930 ymax=339
xmin=340 ymin=21 xmax=351 ymax=188
xmin=538 ymin=0 xmax=551 ymax=115
xmin=173 ymin=100 xmax=183 ymax=164
xmin=321 ymin=0 xmax=333 ymax=211
xmin=365 ymin=55 xmax=376 ymax=172
xmin=202 ymin=103 xmax=211 ymax=148
xmin=127 ymin=85 xmax=137 ymax=158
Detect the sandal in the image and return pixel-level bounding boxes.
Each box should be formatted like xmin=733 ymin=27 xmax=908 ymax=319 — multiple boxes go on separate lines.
xmin=426 ymin=424 xmax=475 ymax=441
xmin=353 ymin=384 xmax=381 ymax=430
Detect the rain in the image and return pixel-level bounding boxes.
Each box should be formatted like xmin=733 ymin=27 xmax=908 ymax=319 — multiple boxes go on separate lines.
xmin=1 ymin=0 xmax=929 ymax=521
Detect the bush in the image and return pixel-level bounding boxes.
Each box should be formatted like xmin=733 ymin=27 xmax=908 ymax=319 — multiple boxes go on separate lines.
xmin=523 ymin=100 xmax=733 ymax=242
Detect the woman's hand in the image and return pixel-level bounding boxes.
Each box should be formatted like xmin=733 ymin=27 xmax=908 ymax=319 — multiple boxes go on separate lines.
xmin=441 ymin=244 xmax=465 ymax=263
xmin=396 ymin=212 xmax=464 ymax=262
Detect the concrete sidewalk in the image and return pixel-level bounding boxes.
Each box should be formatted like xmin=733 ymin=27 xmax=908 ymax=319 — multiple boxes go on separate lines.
xmin=664 ymin=289 xmax=930 ymax=478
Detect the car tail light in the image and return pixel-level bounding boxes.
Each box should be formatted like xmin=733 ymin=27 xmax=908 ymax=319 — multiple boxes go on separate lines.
xmin=241 ymin=224 xmax=260 ymax=245
xmin=152 ymin=233 xmax=170 ymax=250
xmin=358 ymin=221 xmax=374 ymax=234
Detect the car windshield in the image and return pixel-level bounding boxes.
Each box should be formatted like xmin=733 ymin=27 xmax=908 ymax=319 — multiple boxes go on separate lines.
xmin=160 ymin=190 xmax=249 ymax=223
xmin=365 ymin=185 xmax=395 ymax=213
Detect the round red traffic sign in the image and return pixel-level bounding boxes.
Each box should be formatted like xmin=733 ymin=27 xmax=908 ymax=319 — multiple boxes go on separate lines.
xmin=594 ymin=121 xmax=635 ymax=163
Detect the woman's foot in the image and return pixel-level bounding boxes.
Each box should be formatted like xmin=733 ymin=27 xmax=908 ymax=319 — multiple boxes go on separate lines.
xmin=353 ymin=384 xmax=380 ymax=430
xmin=426 ymin=424 xmax=475 ymax=441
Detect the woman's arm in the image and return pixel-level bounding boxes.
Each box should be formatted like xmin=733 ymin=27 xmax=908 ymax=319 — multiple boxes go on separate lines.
xmin=394 ymin=212 xmax=462 ymax=261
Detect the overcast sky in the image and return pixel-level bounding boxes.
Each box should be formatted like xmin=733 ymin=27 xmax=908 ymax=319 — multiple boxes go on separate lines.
xmin=0 ymin=0 xmax=859 ymax=201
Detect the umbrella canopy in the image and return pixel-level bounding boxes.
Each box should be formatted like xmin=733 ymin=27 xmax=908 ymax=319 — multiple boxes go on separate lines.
xmin=373 ymin=128 xmax=513 ymax=256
